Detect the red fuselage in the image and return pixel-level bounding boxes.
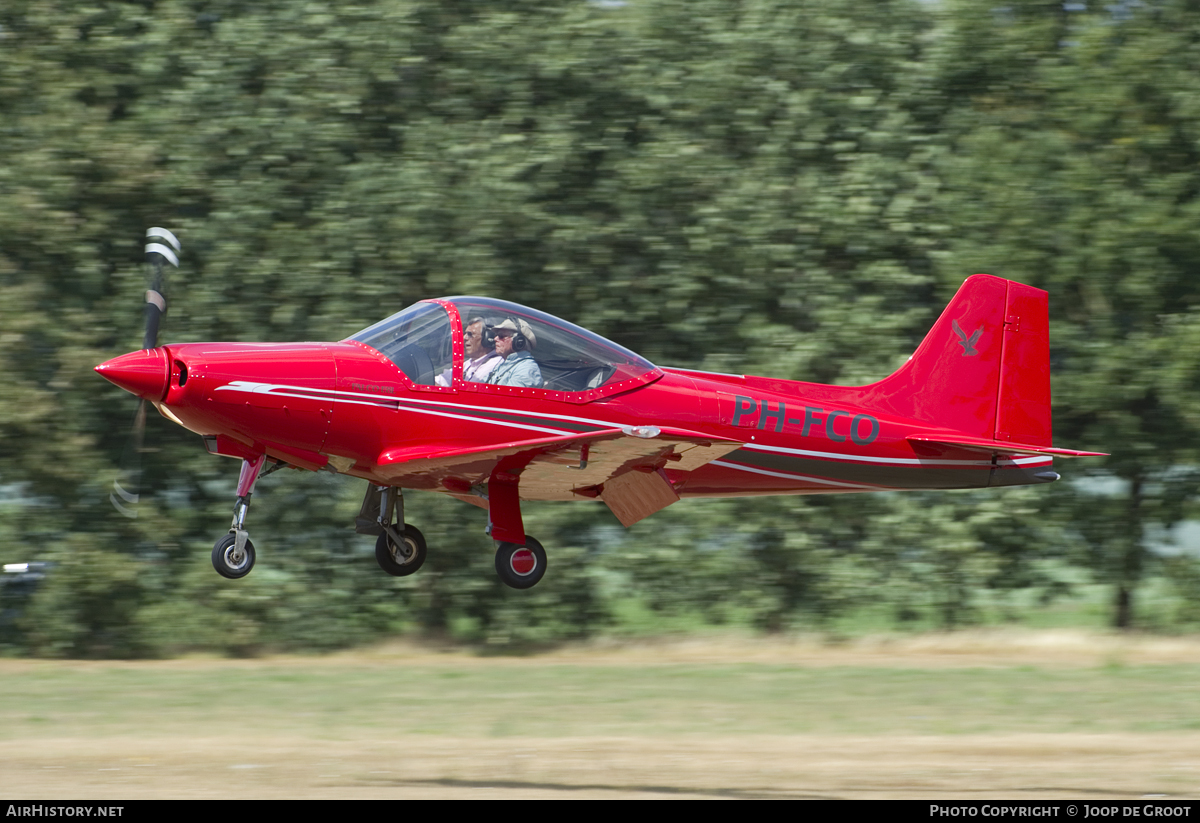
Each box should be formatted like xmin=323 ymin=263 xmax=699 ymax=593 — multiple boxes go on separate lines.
xmin=97 ymin=329 xmax=1055 ymax=506
xmin=98 ymin=269 xmax=1105 ymax=589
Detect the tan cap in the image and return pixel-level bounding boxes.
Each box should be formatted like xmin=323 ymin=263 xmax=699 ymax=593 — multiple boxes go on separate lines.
xmin=492 ymin=318 xmax=536 ymax=350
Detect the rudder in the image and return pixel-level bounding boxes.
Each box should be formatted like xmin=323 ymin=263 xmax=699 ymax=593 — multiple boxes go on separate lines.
xmin=994 ymin=280 xmax=1051 ymax=447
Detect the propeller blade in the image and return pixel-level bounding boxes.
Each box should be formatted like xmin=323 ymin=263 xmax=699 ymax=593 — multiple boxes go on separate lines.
xmin=110 ymin=399 xmax=147 ymax=519
xmin=110 ymin=227 xmax=181 ymax=516
xmin=147 ymin=227 xmax=181 ymax=253
xmin=143 ymin=228 xmax=179 ymax=350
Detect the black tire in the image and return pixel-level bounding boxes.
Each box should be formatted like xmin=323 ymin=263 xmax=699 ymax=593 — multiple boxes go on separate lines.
xmin=212 ymin=533 xmax=256 ymax=579
xmin=375 ymin=524 xmax=427 ymax=576
xmin=494 ymin=537 xmax=547 ymax=589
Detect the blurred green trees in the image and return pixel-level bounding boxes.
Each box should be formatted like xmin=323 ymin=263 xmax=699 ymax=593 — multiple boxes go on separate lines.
xmin=933 ymin=0 xmax=1200 ymax=627
xmin=0 ymin=0 xmax=1196 ymax=656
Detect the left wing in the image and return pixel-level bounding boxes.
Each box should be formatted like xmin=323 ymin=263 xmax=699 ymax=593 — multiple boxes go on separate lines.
xmin=376 ymin=426 xmax=743 ymax=526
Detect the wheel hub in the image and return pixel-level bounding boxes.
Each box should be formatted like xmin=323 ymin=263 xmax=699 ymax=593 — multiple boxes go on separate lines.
xmin=391 ymin=537 xmax=415 ymax=564
xmin=510 ymin=548 xmax=536 ymax=576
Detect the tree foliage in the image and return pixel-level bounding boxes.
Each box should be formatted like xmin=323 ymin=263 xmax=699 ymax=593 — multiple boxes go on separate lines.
xmin=1 ymin=0 xmax=1196 ymax=655
xmin=932 ymin=0 xmax=1200 ymax=626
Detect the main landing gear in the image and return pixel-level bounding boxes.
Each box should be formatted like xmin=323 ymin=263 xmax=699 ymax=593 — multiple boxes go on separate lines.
xmin=212 ymin=454 xmax=267 ymax=579
xmin=494 ymin=537 xmax=547 ymax=590
xmin=357 ymin=484 xmax=427 ymax=577
xmin=209 ymin=468 xmax=549 ymax=590
xmin=485 ymin=472 xmax=548 ymax=589
xmin=376 ymin=526 xmax=427 ymax=576
xmin=358 ymin=481 xmax=549 ymax=589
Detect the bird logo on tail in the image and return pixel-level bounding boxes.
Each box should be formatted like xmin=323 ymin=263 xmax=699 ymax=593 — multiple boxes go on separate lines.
xmin=952 ymin=319 xmax=982 ymax=357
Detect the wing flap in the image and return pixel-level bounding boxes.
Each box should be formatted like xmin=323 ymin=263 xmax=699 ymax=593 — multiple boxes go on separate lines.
xmin=601 ymin=468 xmax=680 ymax=527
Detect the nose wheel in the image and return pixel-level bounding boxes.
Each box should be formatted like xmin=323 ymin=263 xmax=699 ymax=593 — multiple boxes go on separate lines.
xmin=212 ymin=532 xmax=256 ymax=579
xmin=495 ymin=537 xmax=547 ymax=589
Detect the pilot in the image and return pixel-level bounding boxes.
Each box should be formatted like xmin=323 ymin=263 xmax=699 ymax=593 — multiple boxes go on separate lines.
xmin=435 ymin=316 xmax=502 ymax=386
xmin=487 ymin=318 xmax=543 ymax=388
xmin=463 ymin=316 xmax=504 ymax=383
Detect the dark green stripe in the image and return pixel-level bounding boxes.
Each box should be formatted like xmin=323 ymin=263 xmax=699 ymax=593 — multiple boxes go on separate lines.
xmin=729 ymin=449 xmax=994 ymax=490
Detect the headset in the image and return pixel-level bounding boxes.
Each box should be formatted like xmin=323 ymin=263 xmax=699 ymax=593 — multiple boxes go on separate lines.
xmin=489 ymin=317 xmax=531 ymax=352
xmin=510 ymin=323 xmax=529 ymax=352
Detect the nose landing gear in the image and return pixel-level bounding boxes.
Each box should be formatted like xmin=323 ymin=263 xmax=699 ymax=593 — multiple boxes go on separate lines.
xmin=212 ymin=454 xmax=266 ymax=579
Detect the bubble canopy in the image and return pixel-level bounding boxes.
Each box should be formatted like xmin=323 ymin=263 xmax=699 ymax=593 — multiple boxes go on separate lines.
xmin=347 ymin=297 xmax=660 ymax=400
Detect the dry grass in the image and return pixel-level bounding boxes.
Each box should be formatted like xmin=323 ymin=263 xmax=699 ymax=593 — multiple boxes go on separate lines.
xmin=4 ymin=630 xmax=1200 ymax=799
xmin=493 ymin=628 xmax=1200 ymax=668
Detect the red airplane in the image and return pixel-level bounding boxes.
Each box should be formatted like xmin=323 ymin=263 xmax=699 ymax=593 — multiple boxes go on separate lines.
xmin=96 ymin=229 xmax=1104 ymax=589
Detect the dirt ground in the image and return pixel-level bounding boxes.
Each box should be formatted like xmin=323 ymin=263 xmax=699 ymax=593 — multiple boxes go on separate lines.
xmin=8 ymin=733 xmax=1200 ymax=799
xmin=5 ymin=630 xmax=1200 ymax=799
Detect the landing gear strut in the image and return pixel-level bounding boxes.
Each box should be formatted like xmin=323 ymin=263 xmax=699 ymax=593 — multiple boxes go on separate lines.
xmin=212 ymin=454 xmax=266 ymax=579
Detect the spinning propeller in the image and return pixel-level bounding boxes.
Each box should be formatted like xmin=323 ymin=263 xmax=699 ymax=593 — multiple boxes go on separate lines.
xmin=103 ymin=227 xmax=181 ymax=518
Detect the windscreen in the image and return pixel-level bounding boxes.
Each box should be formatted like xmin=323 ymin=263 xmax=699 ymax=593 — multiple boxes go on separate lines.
xmin=348 ymin=302 xmax=452 ymax=385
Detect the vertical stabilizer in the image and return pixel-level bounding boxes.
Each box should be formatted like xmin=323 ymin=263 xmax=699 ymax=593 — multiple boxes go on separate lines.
xmin=856 ymin=274 xmax=1052 ymax=446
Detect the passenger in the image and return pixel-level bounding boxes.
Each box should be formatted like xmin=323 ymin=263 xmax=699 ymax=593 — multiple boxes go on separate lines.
xmin=436 ymin=316 xmax=501 ymax=385
xmin=487 ymin=318 xmax=543 ymax=388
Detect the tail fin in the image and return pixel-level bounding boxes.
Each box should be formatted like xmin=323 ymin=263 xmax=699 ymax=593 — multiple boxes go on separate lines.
xmin=857 ymin=274 xmax=1052 ymax=446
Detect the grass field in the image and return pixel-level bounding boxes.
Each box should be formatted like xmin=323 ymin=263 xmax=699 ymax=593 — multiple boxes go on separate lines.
xmin=4 ymin=630 xmax=1200 ymax=799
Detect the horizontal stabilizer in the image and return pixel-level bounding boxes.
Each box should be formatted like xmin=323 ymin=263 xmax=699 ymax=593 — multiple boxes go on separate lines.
xmin=907 ymin=434 xmax=1107 ymax=458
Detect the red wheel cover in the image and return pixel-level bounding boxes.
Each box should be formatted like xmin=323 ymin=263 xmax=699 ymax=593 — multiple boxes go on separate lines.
xmin=510 ymin=548 xmax=536 ymax=576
